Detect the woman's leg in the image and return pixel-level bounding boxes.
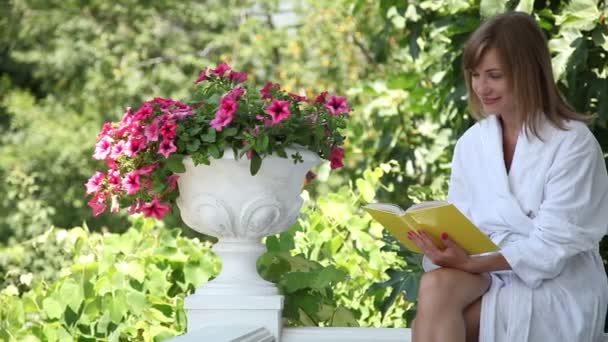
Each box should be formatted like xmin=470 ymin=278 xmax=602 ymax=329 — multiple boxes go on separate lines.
xmin=412 ymin=268 xmax=490 ymax=342
xmin=463 ymin=298 xmax=482 ymax=342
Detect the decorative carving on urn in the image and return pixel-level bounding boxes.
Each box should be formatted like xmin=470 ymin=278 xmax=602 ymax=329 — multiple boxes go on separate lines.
xmin=176 ymin=148 xmax=320 ymax=297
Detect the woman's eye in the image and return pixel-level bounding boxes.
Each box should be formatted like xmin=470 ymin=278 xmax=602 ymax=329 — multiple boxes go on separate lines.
xmin=490 ymin=74 xmax=503 ymax=79
xmin=471 ymin=73 xmax=480 ymax=78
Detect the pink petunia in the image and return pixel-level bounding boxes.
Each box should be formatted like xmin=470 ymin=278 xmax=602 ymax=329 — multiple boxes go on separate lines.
xmin=97 ymin=122 xmax=113 ymax=139
xmin=144 ymin=120 xmax=160 ymax=142
xmin=133 ymin=104 xmax=154 ymax=121
xmin=159 ymin=122 xmax=177 ymax=139
xmin=325 ymin=96 xmax=350 ymax=115
xmin=166 ymin=174 xmax=179 ymax=191
xmin=314 ymin=91 xmax=328 ymax=104
xmin=329 ymin=146 xmax=345 ymax=169
xmin=194 ymin=67 xmax=209 ymax=84
xmin=260 ymin=82 xmax=276 ymax=99
xmin=265 ymin=99 xmax=291 ymax=124
xmin=227 ymin=70 xmax=248 ymax=83
xmin=85 ymin=172 xmax=106 ymax=195
xmin=88 ymin=192 xmax=108 ymax=217
xmin=122 ymin=171 xmax=141 ymax=195
xmin=125 ymin=137 xmax=146 ymax=157
xmin=138 ymin=163 xmax=158 ymax=175
xmin=141 ymin=197 xmax=172 ymax=219
xmin=110 ymin=140 xmax=127 ymax=160
xmin=210 ymin=63 xmax=231 ymax=77
xmin=127 ymin=199 xmax=144 ymax=214
xmin=289 ymin=92 xmax=309 ymax=103
xmin=210 ymin=111 xmax=234 ymax=131
xmin=210 ymin=99 xmax=238 ymax=131
xmin=93 ymin=136 xmax=114 ymax=160
xmin=158 ymin=139 xmax=177 ymax=158
xmin=224 ymin=86 xmax=245 ymax=102
xmin=256 ymin=114 xmax=273 ymax=127
xmin=107 ymin=169 xmax=122 ymax=191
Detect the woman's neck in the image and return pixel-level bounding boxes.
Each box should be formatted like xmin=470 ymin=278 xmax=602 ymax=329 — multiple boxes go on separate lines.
xmin=498 ymin=114 xmax=521 ymax=141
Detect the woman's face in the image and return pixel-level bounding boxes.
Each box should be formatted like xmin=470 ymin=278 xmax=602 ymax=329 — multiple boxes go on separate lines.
xmin=471 ymin=48 xmax=515 ymax=119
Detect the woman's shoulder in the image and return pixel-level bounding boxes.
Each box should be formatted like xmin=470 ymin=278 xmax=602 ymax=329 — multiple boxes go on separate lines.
xmin=550 ymin=119 xmax=595 ymax=147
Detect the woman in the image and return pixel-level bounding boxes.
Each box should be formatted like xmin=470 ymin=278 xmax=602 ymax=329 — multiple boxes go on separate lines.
xmin=408 ymin=12 xmax=608 ymax=342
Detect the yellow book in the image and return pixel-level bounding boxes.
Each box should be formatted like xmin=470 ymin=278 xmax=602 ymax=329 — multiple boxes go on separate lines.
xmin=364 ymin=201 xmax=499 ymax=255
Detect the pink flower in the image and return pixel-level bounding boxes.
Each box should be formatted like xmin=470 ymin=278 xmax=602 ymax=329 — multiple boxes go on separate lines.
xmin=98 ymin=122 xmax=113 ymax=139
xmin=289 ymin=92 xmax=308 ymax=103
xmin=314 ymin=91 xmax=328 ymax=104
xmin=125 ymin=137 xmax=146 ymax=157
xmin=210 ymin=111 xmax=234 ymax=131
xmin=325 ymin=96 xmax=350 ymax=115
xmin=265 ymin=99 xmax=291 ymax=124
xmin=133 ymin=104 xmax=154 ymax=121
xmin=93 ymin=136 xmax=114 ymax=160
xmin=110 ymin=140 xmax=126 ymax=159
xmin=128 ymin=199 xmax=144 ymax=214
xmin=144 ymin=120 xmax=160 ymax=142
xmin=227 ymin=70 xmax=248 ymax=83
xmin=159 ymin=122 xmax=177 ymax=139
xmin=329 ymin=147 xmax=345 ymax=169
xmin=194 ymin=67 xmax=209 ymax=84
xmin=256 ymin=114 xmax=273 ymax=126
xmin=88 ymin=192 xmax=107 ymax=217
xmin=225 ymin=86 xmax=245 ymax=102
xmin=141 ymin=197 xmax=172 ymax=219
xmin=85 ymin=172 xmax=105 ymax=195
xmin=122 ymin=171 xmax=141 ymax=195
xmin=260 ymin=82 xmax=276 ymax=99
xmin=210 ymin=99 xmax=238 ymax=131
xmin=107 ymin=170 xmax=122 ymax=191
xmin=158 ymin=139 xmax=177 ymax=158
xmin=210 ymin=63 xmax=231 ymax=77
xmin=138 ymin=163 xmax=158 ymax=175
xmin=167 ymin=174 xmax=179 ymax=191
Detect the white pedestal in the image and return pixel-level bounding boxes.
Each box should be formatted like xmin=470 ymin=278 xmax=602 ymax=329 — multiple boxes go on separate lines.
xmin=185 ymin=294 xmax=284 ymax=340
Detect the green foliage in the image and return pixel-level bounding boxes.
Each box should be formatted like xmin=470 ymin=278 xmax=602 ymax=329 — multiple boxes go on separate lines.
xmin=0 ymin=217 xmax=220 ymax=341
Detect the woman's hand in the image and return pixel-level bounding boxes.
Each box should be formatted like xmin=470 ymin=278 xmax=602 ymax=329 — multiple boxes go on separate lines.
xmin=408 ymin=230 xmax=473 ymax=272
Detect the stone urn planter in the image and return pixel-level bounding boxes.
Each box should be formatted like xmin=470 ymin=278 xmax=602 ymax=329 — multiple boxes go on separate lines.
xmin=175 ymin=147 xmax=320 ymax=338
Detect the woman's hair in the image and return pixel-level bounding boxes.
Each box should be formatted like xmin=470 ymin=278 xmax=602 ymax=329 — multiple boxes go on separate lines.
xmin=462 ymin=11 xmax=592 ymax=138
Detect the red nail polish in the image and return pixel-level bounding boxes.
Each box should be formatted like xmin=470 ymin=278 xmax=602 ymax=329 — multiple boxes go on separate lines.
xmin=441 ymin=233 xmax=448 ymax=240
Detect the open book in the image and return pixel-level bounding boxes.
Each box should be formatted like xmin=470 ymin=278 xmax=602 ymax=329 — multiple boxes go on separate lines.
xmin=364 ymin=201 xmax=499 ymax=255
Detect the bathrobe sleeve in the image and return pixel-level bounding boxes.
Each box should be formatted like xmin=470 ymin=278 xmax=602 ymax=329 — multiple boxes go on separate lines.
xmin=501 ymin=130 xmax=608 ymax=288
xmin=447 ymin=138 xmax=473 ymax=218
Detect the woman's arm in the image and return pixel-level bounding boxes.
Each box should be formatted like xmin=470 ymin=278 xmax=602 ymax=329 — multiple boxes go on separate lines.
xmin=409 ymin=230 xmax=511 ymax=274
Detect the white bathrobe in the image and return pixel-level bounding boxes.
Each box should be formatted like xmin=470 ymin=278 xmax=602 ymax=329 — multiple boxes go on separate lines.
xmin=430 ymin=114 xmax=608 ymax=341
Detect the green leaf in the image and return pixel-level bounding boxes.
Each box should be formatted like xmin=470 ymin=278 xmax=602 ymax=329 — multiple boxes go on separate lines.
xmin=331 ymin=306 xmax=359 ymax=327
xmin=186 ymin=139 xmax=200 ymax=152
xmin=208 ymin=145 xmax=221 ymax=159
xmin=200 ymin=127 xmax=217 ymax=142
xmin=126 ymin=291 xmax=147 ymax=315
xmin=60 ymin=279 xmax=83 ymax=312
xmin=223 ymin=127 xmax=238 ymax=136
xmin=42 ymin=298 xmax=63 ymax=319
xmin=250 ymin=150 xmax=262 ymax=175
xmin=166 ymin=154 xmax=186 ymax=173
xmin=480 ymin=0 xmax=505 ymax=18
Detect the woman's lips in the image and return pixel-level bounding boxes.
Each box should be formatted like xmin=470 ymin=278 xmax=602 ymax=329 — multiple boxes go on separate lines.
xmin=482 ymin=97 xmax=500 ymax=105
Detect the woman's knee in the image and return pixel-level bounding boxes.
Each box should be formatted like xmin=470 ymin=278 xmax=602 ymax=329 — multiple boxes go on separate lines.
xmin=417 ymin=268 xmax=489 ymax=308
xmin=418 ymin=268 xmax=460 ymax=305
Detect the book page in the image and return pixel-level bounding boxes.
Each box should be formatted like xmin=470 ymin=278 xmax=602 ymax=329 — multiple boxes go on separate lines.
xmin=406 ymin=200 xmax=449 ymax=212
xmin=364 ymin=203 xmax=405 ymax=215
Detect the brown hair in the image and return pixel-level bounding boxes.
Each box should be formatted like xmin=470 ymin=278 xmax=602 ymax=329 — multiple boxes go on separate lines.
xmin=462 ymin=11 xmax=592 ymax=139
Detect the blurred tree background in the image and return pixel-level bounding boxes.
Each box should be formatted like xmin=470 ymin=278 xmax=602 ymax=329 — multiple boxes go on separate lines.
xmin=0 ymin=0 xmax=606 ymax=340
